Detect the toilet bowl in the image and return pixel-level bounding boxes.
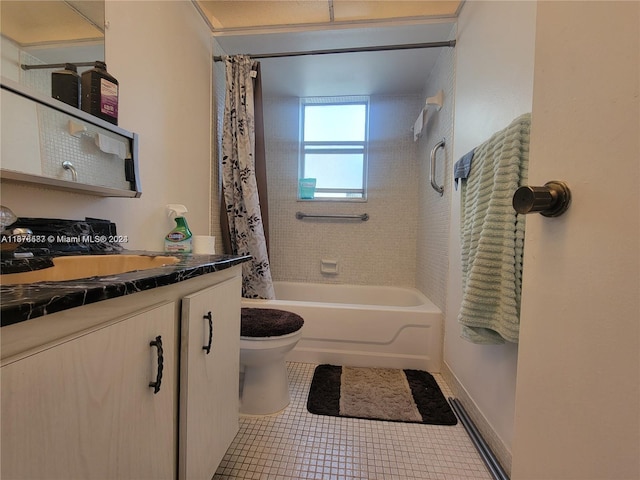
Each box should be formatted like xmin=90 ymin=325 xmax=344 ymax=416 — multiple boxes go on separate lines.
xmin=239 ymin=308 xmax=304 ymax=415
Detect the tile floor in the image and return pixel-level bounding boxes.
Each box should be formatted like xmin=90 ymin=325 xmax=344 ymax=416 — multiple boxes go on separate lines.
xmin=214 ymin=362 xmax=492 ymax=480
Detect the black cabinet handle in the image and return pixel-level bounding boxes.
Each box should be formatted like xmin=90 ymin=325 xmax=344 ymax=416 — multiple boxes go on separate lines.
xmin=203 ymin=311 xmax=213 ymax=354
xmin=149 ymin=336 xmax=163 ymax=394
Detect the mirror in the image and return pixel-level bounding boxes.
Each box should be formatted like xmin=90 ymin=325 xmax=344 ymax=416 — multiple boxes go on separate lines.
xmin=0 ymin=0 xmax=105 ymax=97
xmin=1 ymin=77 xmax=141 ymax=198
xmin=0 ymin=2 xmax=140 ymax=198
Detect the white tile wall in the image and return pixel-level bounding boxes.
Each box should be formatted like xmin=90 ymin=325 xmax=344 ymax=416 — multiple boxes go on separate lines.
xmin=263 ymin=95 xmax=421 ymax=287
xmin=20 ymin=51 xmax=50 ymax=95
xmin=415 ymin=28 xmax=457 ymax=312
xmin=218 ymin=42 xmax=456 ymax=295
xmin=15 ymin=51 xmax=131 ymax=192
xmin=38 ymin=105 xmax=131 ymax=190
xmin=210 ymin=49 xmax=226 ymax=254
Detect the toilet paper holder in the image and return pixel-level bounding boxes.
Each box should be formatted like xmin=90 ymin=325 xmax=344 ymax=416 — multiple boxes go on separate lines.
xmin=512 ymin=180 xmax=571 ymax=217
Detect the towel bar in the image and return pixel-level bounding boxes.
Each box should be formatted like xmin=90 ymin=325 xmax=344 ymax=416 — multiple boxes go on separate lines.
xmin=430 ymin=138 xmax=445 ymax=196
xmin=295 ymin=212 xmax=369 ymax=221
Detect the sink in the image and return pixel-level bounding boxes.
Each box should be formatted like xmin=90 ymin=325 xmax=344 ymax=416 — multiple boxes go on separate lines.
xmin=0 ymin=255 xmax=181 ymax=285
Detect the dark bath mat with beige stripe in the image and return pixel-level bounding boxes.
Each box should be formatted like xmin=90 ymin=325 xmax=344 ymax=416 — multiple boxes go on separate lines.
xmin=307 ymin=364 xmax=457 ymax=425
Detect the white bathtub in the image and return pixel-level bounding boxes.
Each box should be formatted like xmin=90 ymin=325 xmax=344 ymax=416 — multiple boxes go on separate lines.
xmin=241 ymin=281 xmax=443 ymax=372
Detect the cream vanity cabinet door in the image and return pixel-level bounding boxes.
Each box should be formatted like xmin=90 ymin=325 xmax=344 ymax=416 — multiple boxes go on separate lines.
xmin=179 ymin=276 xmax=242 ymax=480
xmin=1 ymin=302 xmax=176 ymax=480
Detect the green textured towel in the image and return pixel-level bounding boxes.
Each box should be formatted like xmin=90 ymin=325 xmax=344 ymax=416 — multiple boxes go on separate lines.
xmin=458 ymin=113 xmax=530 ymax=344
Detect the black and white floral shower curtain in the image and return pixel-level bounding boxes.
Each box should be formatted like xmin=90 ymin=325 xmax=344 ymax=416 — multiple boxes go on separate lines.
xmin=222 ymin=55 xmax=275 ymax=299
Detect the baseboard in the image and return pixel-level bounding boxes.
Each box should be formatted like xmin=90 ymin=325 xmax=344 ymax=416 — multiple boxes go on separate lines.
xmin=441 ymin=361 xmax=512 ymax=477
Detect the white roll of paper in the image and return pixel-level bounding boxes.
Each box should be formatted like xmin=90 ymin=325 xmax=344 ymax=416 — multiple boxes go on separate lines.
xmin=193 ymin=235 xmax=216 ymax=255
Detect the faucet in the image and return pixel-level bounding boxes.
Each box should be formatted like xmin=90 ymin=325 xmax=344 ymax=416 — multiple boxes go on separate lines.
xmin=0 ymin=206 xmax=33 ymax=257
xmin=0 ymin=205 xmax=17 ymax=233
xmin=0 ymin=205 xmax=32 ymax=236
xmin=62 ymin=161 xmax=78 ymax=181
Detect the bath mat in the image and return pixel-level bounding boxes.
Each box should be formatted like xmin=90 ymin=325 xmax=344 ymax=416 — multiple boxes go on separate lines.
xmin=307 ymin=364 xmax=457 ymax=425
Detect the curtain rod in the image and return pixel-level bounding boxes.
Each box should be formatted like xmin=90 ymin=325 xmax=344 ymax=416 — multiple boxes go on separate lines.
xmin=213 ymin=40 xmax=455 ymax=62
xmin=21 ymin=61 xmax=97 ymax=70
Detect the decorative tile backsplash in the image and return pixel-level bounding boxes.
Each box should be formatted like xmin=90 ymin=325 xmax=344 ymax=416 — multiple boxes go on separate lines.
xmin=37 ymin=104 xmax=131 ymax=190
xmin=5 ymin=216 xmax=121 ymax=255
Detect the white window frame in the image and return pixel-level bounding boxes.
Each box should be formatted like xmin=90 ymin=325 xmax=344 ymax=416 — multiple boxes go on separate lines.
xmin=298 ymin=96 xmax=369 ymax=202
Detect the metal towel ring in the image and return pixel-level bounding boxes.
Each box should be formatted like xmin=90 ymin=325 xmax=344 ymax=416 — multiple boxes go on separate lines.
xmin=430 ymin=138 xmax=445 ymax=196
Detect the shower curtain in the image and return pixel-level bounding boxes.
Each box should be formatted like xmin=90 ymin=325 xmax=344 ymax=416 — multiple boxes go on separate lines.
xmin=221 ymin=55 xmax=275 ymax=299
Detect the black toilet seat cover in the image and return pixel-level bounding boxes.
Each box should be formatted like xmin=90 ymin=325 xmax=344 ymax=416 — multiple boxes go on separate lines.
xmin=241 ymin=308 xmax=304 ymax=337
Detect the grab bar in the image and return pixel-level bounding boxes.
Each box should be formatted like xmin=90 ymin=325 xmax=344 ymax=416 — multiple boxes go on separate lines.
xmin=430 ymin=138 xmax=445 ymax=196
xmin=296 ymin=212 xmax=369 ymax=221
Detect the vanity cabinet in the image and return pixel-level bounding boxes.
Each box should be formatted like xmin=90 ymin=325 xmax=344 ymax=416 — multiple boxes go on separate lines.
xmin=0 ymin=301 xmax=177 ymax=480
xmin=179 ymin=276 xmax=242 ymax=480
xmin=0 ymin=264 xmax=244 ymax=480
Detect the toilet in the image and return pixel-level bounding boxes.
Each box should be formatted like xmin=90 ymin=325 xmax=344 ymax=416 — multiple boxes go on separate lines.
xmin=239 ymin=308 xmax=304 ymax=415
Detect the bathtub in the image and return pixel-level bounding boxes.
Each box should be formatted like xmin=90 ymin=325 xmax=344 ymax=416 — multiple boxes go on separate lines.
xmin=241 ymin=281 xmax=443 ymax=372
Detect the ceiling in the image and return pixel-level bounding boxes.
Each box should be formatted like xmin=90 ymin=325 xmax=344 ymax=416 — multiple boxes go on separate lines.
xmin=1 ymin=1 xmax=461 ymax=98
xmin=0 ymin=0 xmax=103 ymax=46
xmin=198 ymin=1 xmax=461 ymax=97
xmin=196 ymin=1 xmax=461 ymax=30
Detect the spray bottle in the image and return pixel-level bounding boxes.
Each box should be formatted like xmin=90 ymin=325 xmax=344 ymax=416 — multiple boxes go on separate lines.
xmin=164 ymin=204 xmax=192 ymax=253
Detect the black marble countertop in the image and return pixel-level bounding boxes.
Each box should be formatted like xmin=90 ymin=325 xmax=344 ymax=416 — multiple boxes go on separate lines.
xmin=0 ymin=251 xmax=250 ymax=327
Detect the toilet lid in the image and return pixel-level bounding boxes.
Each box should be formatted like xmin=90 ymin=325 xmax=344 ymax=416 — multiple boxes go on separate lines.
xmin=241 ymin=308 xmax=304 ymax=337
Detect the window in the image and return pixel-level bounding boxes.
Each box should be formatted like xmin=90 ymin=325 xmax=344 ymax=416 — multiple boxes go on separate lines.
xmin=299 ymin=97 xmax=369 ymax=200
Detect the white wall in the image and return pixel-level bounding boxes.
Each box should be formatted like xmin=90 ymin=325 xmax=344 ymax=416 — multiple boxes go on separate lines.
xmin=415 ymin=29 xmax=456 ymax=311
xmin=444 ymin=0 xmax=537 ymax=465
xmin=0 ymin=1 xmax=213 ymax=251
xmin=512 ymin=2 xmax=640 ymax=478
xmin=1 ymin=36 xmax=21 ymax=81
